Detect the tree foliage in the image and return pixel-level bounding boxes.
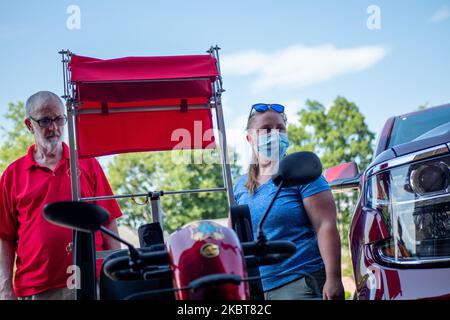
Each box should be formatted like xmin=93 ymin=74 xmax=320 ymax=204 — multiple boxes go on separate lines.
xmin=0 ymin=102 xmax=33 ymax=173
xmin=288 ymin=96 xmax=375 ymax=247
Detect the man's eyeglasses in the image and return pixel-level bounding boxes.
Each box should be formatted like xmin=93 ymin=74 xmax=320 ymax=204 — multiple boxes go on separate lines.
xmin=248 ymin=103 xmax=285 ymax=120
xmin=29 ymin=115 xmax=67 ymax=128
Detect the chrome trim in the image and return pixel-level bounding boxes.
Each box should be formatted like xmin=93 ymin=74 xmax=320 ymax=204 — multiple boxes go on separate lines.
xmin=390 ymin=192 xmax=450 ymax=206
xmin=367 ymin=144 xmax=449 ymax=177
xmin=376 ymin=247 xmax=450 ymax=266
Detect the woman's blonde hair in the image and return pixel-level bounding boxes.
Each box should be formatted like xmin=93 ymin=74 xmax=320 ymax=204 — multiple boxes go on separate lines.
xmin=245 ymin=110 xmax=287 ymax=195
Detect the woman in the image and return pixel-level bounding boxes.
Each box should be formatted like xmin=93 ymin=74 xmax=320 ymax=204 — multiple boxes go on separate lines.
xmin=233 ymin=103 xmax=344 ymax=300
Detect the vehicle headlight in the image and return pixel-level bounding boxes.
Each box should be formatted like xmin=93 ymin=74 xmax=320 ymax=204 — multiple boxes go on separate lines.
xmin=409 ymin=161 xmax=450 ymax=196
xmin=366 ymin=154 xmax=450 ymax=265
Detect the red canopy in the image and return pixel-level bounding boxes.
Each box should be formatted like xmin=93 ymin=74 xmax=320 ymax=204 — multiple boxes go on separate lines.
xmin=69 ymin=54 xmax=219 ymax=158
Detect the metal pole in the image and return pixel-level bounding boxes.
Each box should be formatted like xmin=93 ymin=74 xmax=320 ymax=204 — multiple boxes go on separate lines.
xmin=61 ymin=50 xmax=96 ymax=300
xmin=59 ymin=51 xmax=68 ymax=99
xmin=209 ymin=47 xmax=235 ymax=207
xmin=80 ymin=187 xmax=227 ymax=202
xmin=67 ymin=99 xmax=81 ymax=201
xmin=214 ymin=96 xmax=235 ymax=207
xmin=211 ymin=45 xmax=224 ymax=92
xmin=150 ymin=192 xmax=164 ymax=230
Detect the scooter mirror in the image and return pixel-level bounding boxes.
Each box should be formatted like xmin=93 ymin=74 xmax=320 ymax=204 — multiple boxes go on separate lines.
xmin=272 ymin=151 xmax=322 ymax=187
xmin=256 ymin=151 xmax=323 ymax=243
xmin=45 ymin=201 xmax=143 ymax=268
xmin=43 ymin=201 xmax=110 ymax=233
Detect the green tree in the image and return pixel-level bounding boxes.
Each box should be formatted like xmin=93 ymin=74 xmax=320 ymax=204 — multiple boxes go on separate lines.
xmin=288 ymin=96 xmax=375 ymax=248
xmin=0 ymin=102 xmax=33 ymax=173
xmin=107 ymin=150 xmax=240 ymax=233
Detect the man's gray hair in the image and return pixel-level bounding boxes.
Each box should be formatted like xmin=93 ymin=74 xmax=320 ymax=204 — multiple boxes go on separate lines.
xmin=25 ymin=91 xmax=64 ymax=118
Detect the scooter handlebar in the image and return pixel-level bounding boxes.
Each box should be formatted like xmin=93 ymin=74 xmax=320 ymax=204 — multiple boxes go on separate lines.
xmin=103 ymin=250 xmax=170 ymax=281
xmin=241 ymin=240 xmax=296 ymax=267
xmin=103 ymin=240 xmax=295 ymax=281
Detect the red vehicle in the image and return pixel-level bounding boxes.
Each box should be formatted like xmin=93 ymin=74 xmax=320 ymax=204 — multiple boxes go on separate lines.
xmin=325 ymin=104 xmax=450 ymax=300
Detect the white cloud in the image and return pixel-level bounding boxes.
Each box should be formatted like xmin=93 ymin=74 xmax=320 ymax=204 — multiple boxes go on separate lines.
xmin=429 ymin=6 xmax=450 ymax=23
xmin=222 ymin=44 xmax=387 ymax=91
xmin=220 ymin=51 xmax=270 ymax=76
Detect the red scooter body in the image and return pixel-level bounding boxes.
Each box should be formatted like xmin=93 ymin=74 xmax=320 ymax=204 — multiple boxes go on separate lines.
xmin=166 ymin=220 xmax=249 ymax=300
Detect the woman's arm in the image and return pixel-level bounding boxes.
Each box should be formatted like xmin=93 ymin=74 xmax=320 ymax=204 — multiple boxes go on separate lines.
xmin=303 ymin=190 xmax=345 ymax=300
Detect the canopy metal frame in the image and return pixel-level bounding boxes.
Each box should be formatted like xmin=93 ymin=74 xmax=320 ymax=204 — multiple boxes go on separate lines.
xmin=58 ymin=46 xmax=235 ymax=300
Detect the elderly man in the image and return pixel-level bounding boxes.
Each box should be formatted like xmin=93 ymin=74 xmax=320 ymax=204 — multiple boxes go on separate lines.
xmin=0 ymin=91 xmax=122 ymax=300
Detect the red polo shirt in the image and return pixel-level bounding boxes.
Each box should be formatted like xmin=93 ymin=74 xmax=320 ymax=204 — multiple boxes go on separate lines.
xmin=0 ymin=143 xmax=122 ymax=297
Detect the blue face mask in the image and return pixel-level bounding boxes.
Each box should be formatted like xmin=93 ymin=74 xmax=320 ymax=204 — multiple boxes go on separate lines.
xmin=256 ymin=131 xmax=290 ymax=161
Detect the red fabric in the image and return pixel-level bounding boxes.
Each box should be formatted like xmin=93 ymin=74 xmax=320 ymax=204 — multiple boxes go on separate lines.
xmin=69 ymin=54 xmax=218 ymax=103
xmin=0 ymin=143 xmax=122 ymax=297
xmin=70 ymin=54 xmax=219 ymax=82
xmin=76 ymin=105 xmax=215 ymax=158
xmin=68 ymin=54 xmax=219 ymax=157
xmin=79 ymin=98 xmax=208 ymax=109
xmin=75 ymin=81 xmax=212 ymax=103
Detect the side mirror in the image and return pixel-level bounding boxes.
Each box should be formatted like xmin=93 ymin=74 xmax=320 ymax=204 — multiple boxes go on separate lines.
xmin=257 ymin=151 xmax=322 ymax=242
xmin=44 ymin=201 xmax=143 ymax=267
xmin=324 ymin=162 xmax=360 ymax=192
xmin=43 ymin=201 xmax=110 ymax=233
xmin=272 ymin=151 xmax=322 ymax=187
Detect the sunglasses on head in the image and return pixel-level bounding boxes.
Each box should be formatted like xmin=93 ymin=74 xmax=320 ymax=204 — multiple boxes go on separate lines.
xmin=248 ymin=103 xmax=285 ymax=120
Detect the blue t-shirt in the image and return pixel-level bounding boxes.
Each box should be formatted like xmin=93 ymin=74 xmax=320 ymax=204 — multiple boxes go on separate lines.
xmin=233 ymin=174 xmax=330 ymax=291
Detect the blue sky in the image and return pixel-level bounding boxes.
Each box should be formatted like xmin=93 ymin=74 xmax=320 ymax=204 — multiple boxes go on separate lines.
xmin=1 ymin=0 xmax=449 ymax=166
